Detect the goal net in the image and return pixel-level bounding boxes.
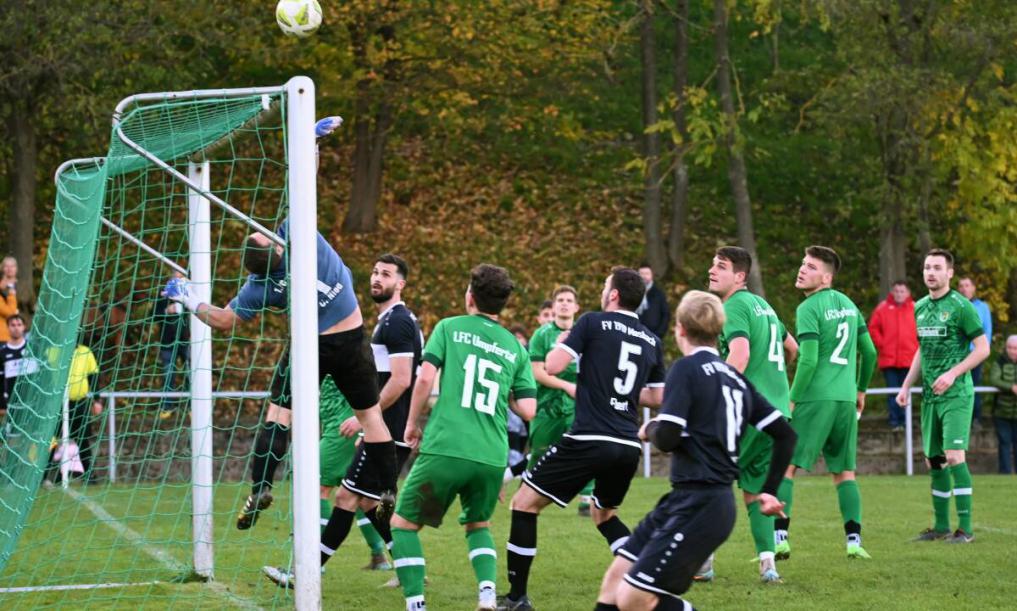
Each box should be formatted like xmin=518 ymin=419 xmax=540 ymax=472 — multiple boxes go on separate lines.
xmin=0 ymin=78 xmax=321 ymax=608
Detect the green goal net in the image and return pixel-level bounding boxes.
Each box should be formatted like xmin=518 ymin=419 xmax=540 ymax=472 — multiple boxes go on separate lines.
xmin=0 ymin=80 xmax=322 ymax=608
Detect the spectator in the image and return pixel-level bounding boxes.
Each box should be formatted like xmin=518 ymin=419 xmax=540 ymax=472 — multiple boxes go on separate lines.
xmin=868 ymin=280 xmax=919 ymax=431
xmin=636 ymin=262 xmax=670 ymax=339
xmin=510 ymin=323 xmax=529 ymax=348
xmin=958 ymin=276 xmax=993 ymax=427
xmin=153 ymin=274 xmax=190 ymax=419
xmin=0 ymin=260 xmax=18 ymax=343
xmin=536 ymin=300 xmax=553 ymax=328
xmin=987 ymin=335 xmax=1017 ymax=474
xmin=1 ymin=314 xmax=35 ymax=434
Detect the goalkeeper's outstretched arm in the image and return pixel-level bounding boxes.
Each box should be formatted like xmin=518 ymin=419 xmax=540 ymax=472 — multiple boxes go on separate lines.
xmin=163 ymin=277 xmax=240 ymax=331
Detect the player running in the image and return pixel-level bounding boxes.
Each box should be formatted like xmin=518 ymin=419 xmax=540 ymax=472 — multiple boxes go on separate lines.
xmin=896 ymin=249 xmax=988 ymax=544
xmin=500 ymin=267 xmax=666 ymax=611
xmin=776 ymin=246 xmax=877 ymax=560
xmin=388 ymin=263 xmax=536 ymax=611
xmin=705 ymin=246 xmax=797 ymax=583
xmin=595 ymin=290 xmax=796 ymax=611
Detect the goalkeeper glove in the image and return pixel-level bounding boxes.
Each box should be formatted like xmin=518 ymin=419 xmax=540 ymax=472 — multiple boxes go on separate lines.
xmin=163 ymin=277 xmax=202 ymax=312
xmin=315 ymin=116 xmax=343 ymax=139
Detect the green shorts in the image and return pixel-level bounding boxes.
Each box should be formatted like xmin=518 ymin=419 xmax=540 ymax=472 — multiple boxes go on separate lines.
xmin=527 ymin=410 xmax=574 ymax=469
xmin=395 ymin=453 xmax=503 ymax=528
xmin=737 ymin=426 xmax=774 ymax=494
xmin=790 ymin=400 xmax=857 ymax=473
xmin=320 ymin=428 xmax=358 ymax=487
xmin=921 ymin=394 xmax=973 ymax=457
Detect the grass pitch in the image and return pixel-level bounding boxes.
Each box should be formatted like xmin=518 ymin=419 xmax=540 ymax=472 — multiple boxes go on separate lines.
xmin=3 ymin=474 xmax=1016 ymax=609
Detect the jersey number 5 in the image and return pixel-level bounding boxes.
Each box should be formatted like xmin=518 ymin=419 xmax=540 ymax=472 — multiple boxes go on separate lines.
xmin=462 ymin=354 xmax=502 ymax=415
xmin=614 ymin=341 xmax=643 ymax=395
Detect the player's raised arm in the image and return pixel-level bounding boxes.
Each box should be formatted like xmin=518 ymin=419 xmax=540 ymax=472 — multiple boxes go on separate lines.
xmin=162 ymin=277 xmax=240 ymax=331
xmin=544 ymin=343 xmax=574 ymax=376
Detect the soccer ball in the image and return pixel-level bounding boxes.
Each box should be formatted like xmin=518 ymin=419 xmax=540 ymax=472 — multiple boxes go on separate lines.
xmin=276 ymin=0 xmax=323 ymax=38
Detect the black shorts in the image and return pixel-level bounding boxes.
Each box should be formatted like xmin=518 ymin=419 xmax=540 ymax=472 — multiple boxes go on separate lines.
xmin=270 ymin=326 xmax=380 ymax=411
xmin=620 ymin=485 xmax=736 ymax=600
xmin=522 ymin=435 xmax=641 ymax=509
xmin=341 ymin=442 xmax=403 ymax=500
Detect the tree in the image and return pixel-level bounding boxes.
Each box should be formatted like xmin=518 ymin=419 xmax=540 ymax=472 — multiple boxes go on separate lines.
xmin=666 ymin=0 xmax=691 ymax=274
xmin=713 ymin=0 xmax=764 ymax=295
xmin=638 ymin=0 xmax=667 ymax=274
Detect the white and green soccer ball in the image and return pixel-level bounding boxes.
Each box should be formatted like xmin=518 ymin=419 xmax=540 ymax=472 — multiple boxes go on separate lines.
xmin=276 ymin=0 xmax=323 ymax=38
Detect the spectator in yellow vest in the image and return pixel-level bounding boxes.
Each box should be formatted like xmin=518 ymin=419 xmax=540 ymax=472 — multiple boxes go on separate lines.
xmin=66 ymin=344 xmax=102 ymax=481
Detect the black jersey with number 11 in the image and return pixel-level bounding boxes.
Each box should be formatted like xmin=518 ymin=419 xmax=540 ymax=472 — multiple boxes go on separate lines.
xmin=558 ymin=311 xmax=666 ymax=444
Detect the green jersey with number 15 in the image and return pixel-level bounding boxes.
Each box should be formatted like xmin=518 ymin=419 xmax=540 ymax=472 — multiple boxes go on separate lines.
xmin=420 ymin=314 xmax=537 ymax=467
xmin=792 ymin=288 xmax=868 ymax=403
xmin=719 ymin=289 xmax=791 ymax=416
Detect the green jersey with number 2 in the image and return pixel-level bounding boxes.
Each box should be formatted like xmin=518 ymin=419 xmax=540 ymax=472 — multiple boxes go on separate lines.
xmin=720 ymin=289 xmax=791 ymax=416
xmin=792 ymin=288 xmax=868 ymax=403
xmin=420 ymin=314 xmax=537 ymax=467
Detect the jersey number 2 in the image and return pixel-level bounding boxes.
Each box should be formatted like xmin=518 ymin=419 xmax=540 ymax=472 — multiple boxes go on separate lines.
xmin=462 ymin=354 xmax=502 ymax=415
xmin=614 ymin=341 xmax=643 ymax=395
xmin=830 ymin=321 xmax=850 ymax=365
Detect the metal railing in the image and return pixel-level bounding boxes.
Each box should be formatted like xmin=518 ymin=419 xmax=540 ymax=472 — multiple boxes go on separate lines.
xmin=642 ymin=386 xmax=1001 ymax=478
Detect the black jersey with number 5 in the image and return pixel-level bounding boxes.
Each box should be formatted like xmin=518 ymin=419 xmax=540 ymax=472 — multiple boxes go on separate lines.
xmin=659 ymin=347 xmax=782 ymax=486
xmin=559 ymin=311 xmax=666 ymax=444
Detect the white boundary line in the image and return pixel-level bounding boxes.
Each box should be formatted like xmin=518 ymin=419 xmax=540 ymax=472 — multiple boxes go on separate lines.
xmin=59 ymin=487 xmax=263 ymax=610
xmin=0 ymin=581 xmax=161 ymax=593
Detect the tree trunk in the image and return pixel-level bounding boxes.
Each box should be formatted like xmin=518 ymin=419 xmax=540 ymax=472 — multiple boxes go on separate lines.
xmin=713 ymin=0 xmax=764 ymax=295
xmin=667 ymin=0 xmax=690 ymax=274
xmin=1007 ymin=267 xmax=1017 ymax=325
xmin=639 ymin=0 xmax=666 ymax=276
xmin=876 ymin=108 xmax=910 ymax=296
xmin=8 ymin=105 xmax=37 ymax=313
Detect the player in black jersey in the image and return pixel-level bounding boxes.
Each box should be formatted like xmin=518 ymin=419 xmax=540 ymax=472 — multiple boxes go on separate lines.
xmin=594 ymin=291 xmax=796 ymax=611
xmin=500 ymin=268 xmax=666 ymax=611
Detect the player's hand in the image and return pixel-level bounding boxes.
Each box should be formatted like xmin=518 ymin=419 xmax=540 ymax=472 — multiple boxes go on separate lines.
xmin=562 ymin=382 xmax=576 ymax=399
xmin=163 ymin=277 xmax=201 ymax=311
xmin=404 ymin=422 xmax=422 ymax=450
xmin=315 ymin=116 xmax=343 ymax=138
xmin=932 ymin=370 xmax=957 ymax=395
xmin=638 ymin=420 xmax=650 ymax=442
xmin=856 ymin=391 xmax=866 ymax=417
xmin=755 ymin=493 xmax=786 ymax=518
xmin=556 ymin=330 xmax=570 ymax=344
xmin=895 ymin=388 xmax=909 ymax=407
xmin=339 ymin=415 xmax=362 ymax=438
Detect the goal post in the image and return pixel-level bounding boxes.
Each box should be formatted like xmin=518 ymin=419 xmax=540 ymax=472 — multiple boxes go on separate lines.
xmin=0 ymin=77 xmax=322 ymax=609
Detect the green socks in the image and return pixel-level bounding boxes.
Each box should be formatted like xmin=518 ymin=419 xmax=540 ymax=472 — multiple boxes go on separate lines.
xmin=948 ymin=463 xmax=973 ymax=533
xmin=319 ymin=498 xmax=331 ymax=533
xmin=836 ymin=480 xmax=862 ymax=525
xmin=356 ymin=508 xmax=387 ymax=555
xmin=777 ymin=478 xmax=794 ymax=519
xmin=466 ymin=527 xmax=497 ymax=592
xmin=392 ymin=527 xmax=426 ymax=603
xmin=747 ymin=501 xmax=775 ymax=557
xmin=930 ymin=466 xmax=953 ymax=533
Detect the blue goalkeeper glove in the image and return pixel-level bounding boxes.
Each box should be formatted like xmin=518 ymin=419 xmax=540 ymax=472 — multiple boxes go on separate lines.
xmin=163 ymin=277 xmax=202 ymax=312
xmin=315 ymin=116 xmax=344 ymax=139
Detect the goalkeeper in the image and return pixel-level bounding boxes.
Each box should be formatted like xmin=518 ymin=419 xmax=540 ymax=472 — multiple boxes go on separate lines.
xmin=162 ymin=116 xmax=399 ymax=531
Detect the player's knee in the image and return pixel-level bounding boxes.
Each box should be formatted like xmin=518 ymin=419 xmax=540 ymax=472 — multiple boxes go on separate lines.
xmin=463 ymin=521 xmax=490 ymax=532
xmin=928 ymin=455 xmax=947 ymax=470
xmin=832 ymin=471 xmax=855 ymax=484
xmin=319 ymin=485 xmax=333 ymax=499
xmin=335 ymin=486 xmax=359 ymax=511
xmin=945 ymin=450 xmax=966 ymax=466
xmin=616 ymin=581 xmax=654 ymax=611
xmin=391 ymin=514 xmax=419 ymax=531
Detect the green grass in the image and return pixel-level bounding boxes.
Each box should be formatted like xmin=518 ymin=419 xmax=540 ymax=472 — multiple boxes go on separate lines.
xmin=3 ymin=475 xmax=1017 ymax=609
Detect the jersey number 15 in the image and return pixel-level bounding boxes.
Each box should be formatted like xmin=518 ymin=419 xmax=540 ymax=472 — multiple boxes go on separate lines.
xmin=462 ymin=354 xmax=502 ymax=416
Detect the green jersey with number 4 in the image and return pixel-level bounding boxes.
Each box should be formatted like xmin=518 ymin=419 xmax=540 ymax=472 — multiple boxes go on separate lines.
xmin=915 ymin=290 xmax=984 ymax=400
xmin=792 ymin=288 xmax=868 ymax=403
xmin=421 ymin=314 xmax=537 ymax=467
xmin=720 ymin=289 xmax=791 ymax=415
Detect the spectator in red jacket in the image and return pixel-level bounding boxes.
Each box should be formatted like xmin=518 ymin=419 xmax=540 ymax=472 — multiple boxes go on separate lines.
xmin=869 ymin=280 xmax=919 ymax=431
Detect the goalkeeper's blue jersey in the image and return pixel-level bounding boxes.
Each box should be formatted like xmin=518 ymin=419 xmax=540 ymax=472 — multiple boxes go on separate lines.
xmin=228 ymin=219 xmax=358 ymax=331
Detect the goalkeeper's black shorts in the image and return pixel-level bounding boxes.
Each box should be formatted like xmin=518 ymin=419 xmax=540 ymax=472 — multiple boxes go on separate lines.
xmin=270 ymin=326 xmax=380 ymax=411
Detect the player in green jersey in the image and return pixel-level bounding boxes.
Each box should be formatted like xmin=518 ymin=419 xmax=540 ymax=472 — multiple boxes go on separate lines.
xmin=778 ymin=246 xmax=877 ymax=560
xmin=527 ymin=285 xmax=595 ymax=515
xmin=707 ymin=246 xmax=798 ymax=583
xmin=318 ymin=377 xmax=391 ymax=571
xmin=896 ymin=249 xmax=989 ymax=544
xmin=390 ymin=264 xmax=537 ymax=611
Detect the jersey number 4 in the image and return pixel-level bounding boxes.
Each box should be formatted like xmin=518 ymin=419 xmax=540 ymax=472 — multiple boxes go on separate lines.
xmin=462 ymin=354 xmax=502 ymax=415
